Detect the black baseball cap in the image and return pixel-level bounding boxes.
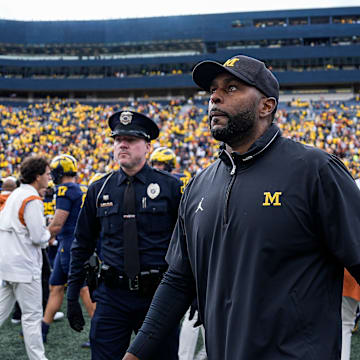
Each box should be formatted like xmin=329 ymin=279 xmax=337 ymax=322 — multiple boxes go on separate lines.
xmin=108 ymin=110 xmax=159 ymax=141
xmin=192 ymin=55 xmax=279 ymax=101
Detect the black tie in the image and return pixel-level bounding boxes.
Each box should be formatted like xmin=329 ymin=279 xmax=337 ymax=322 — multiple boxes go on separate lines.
xmin=123 ymin=176 xmax=140 ymax=280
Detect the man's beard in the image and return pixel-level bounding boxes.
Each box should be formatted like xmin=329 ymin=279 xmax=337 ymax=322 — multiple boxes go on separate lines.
xmin=210 ymin=107 xmax=256 ymax=146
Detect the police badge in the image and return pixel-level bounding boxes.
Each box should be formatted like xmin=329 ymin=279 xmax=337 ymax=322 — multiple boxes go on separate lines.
xmin=147 ymin=183 xmax=160 ymax=199
xmin=120 ymin=111 xmax=133 ymax=125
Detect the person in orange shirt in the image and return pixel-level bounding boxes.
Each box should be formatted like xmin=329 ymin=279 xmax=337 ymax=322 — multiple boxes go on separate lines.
xmin=342 ymin=269 xmax=360 ymax=360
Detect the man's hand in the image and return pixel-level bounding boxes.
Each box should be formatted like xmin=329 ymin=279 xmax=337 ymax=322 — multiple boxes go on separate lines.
xmin=122 ymin=353 xmax=140 ymax=360
xmin=67 ymin=299 xmax=85 ymax=332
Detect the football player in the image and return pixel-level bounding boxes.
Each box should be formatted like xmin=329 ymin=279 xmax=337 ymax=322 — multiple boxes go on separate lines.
xmin=42 ymin=154 xmax=94 ymax=343
xmin=150 ymin=147 xmax=190 ymax=193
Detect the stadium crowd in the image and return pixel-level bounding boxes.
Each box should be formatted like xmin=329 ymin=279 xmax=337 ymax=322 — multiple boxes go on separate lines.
xmin=0 ymin=95 xmax=360 ymax=184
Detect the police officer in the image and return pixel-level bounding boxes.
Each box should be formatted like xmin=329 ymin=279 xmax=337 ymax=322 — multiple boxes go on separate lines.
xmin=66 ymin=110 xmax=182 ymax=359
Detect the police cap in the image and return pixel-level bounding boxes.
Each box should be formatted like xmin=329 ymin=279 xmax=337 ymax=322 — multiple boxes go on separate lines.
xmin=108 ymin=110 xmax=159 ymax=141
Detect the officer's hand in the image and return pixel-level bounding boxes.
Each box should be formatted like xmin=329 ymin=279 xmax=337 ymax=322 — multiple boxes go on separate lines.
xmin=122 ymin=353 xmax=140 ymax=360
xmin=67 ymin=299 xmax=85 ymax=332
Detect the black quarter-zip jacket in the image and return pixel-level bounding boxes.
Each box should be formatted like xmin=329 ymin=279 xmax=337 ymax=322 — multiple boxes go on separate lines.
xmin=129 ymin=124 xmax=360 ymax=360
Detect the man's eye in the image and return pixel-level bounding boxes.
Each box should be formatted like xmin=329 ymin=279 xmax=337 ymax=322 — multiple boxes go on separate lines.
xmin=209 ymin=88 xmax=216 ymax=94
xmin=228 ymin=85 xmax=237 ymax=92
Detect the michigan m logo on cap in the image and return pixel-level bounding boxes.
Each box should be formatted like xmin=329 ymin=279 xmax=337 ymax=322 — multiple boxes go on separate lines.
xmin=223 ymin=58 xmax=240 ymax=67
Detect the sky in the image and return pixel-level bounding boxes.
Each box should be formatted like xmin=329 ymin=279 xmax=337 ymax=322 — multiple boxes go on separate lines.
xmin=1 ymin=0 xmax=359 ymax=21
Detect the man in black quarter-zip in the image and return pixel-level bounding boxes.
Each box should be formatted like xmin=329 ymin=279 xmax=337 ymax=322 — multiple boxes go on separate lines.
xmin=123 ymin=55 xmax=360 ymax=360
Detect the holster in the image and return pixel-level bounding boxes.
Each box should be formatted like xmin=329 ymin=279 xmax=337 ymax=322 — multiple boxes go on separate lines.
xmin=84 ymin=253 xmax=101 ymax=302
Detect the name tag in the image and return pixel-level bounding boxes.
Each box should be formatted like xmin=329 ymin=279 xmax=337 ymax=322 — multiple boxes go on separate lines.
xmin=100 ymin=202 xmax=114 ymax=207
xmin=123 ymin=214 xmax=135 ymax=219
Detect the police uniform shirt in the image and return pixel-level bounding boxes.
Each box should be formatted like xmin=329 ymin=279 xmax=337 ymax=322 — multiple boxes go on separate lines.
xmin=72 ymin=164 xmax=182 ymax=273
xmin=55 ymin=182 xmax=87 ymax=252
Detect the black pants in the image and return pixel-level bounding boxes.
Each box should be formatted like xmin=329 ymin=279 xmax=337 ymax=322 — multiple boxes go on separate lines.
xmin=90 ymin=282 xmax=179 ymax=360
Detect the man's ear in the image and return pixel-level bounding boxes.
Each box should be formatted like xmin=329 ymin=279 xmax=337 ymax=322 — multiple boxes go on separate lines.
xmin=259 ymin=97 xmax=277 ymax=118
xmin=145 ymin=141 xmax=151 ymax=154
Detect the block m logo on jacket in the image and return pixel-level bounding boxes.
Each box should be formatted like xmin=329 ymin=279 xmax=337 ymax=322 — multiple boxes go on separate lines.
xmin=262 ymin=192 xmax=282 ymax=206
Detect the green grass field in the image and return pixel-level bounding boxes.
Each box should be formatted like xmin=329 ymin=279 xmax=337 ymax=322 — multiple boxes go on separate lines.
xmin=1 ymin=299 xmax=360 ymax=360
xmin=353 ymin=333 xmax=360 ymax=360
xmin=0 ymin=300 xmax=92 ymax=360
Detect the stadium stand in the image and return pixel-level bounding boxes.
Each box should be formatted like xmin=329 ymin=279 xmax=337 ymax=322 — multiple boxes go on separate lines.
xmin=0 ymin=7 xmax=360 ymax=360
xmin=0 ymin=7 xmax=359 ymax=99
xmin=0 ymin=7 xmax=359 ymax=183
xmin=1 ymin=95 xmax=360 ymax=182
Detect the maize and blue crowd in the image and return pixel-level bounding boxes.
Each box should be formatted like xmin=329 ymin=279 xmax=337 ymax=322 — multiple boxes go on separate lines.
xmin=0 ymin=93 xmax=360 ymax=360
xmin=1 ymin=95 xmax=360 ymax=183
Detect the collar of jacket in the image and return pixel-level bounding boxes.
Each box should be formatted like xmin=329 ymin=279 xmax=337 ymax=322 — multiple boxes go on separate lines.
xmin=116 ymin=163 xmax=150 ymax=186
xmin=219 ymin=123 xmax=281 ymax=175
